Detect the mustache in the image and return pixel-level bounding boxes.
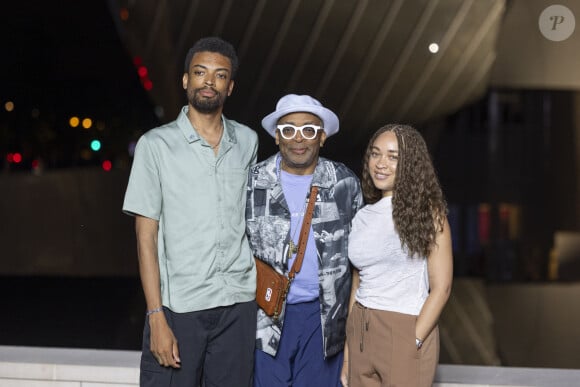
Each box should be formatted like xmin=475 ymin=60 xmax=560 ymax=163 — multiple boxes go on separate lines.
xmin=195 ymin=86 xmax=219 ymax=94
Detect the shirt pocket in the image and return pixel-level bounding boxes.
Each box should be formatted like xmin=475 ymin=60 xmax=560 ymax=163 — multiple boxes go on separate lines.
xmin=222 ymin=167 xmax=249 ymax=213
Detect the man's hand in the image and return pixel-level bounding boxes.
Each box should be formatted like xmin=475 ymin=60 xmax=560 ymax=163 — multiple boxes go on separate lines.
xmin=149 ymin=313 xmax=181 ymax=368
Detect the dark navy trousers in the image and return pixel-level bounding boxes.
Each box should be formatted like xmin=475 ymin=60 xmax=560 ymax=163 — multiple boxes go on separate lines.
xmin=254 ymin=300 xmax=343 ymax=387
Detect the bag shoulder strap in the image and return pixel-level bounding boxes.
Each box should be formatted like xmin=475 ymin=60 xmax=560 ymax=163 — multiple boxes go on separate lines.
xmin=288 ymin=185 xmax=318 ymax=280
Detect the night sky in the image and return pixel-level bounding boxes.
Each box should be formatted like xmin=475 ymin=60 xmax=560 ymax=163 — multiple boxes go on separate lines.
xmin=0 ymin=1 xmax=158 ymax=170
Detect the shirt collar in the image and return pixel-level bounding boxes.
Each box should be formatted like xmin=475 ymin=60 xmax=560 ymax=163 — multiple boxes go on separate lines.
xmin=177 ymin=106 xmax=237 ymax=145
xmin=254 ymin=153 xmax=336 ymax=190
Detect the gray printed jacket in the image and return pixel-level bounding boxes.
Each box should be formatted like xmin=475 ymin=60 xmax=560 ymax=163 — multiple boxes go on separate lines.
xmin=246 ymin=153 xmax=363 ymax=358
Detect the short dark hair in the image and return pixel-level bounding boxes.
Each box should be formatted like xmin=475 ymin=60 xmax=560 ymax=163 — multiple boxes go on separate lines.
xmin=184 ymin=37 xmax=239 ymax=79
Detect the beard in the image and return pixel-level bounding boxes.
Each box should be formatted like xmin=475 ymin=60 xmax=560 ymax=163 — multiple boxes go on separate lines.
xmin=188 ymin=87 xmax=227 ymax=114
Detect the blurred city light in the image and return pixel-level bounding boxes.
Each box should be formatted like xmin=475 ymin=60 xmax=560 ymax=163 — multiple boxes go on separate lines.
xmin=69 ymin=116 xmax=80 ymax=128
xmin=143 ymin=79 xmax=153 ymax=91
xmin=80 ymin=149 xmax=92 ymax=160
xmin=82 ymin=118 xmax=93 ymax=129
xmin=4 ymin=101 xmax=14 ymax=112
xmin=90 ymin=140 xmax=101 ymax=151
xmin=128 ymin=141 xmax=137 ymax=157
xmin=6 ymin=152 xmax=23 ymax=164
xmin=102 ymin=160 xmax=112 ymax=172
xmin=120 ymin=7 xmax=129 ymax=21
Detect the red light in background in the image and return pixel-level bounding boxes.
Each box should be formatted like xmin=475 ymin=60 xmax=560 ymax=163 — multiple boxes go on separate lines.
xmin=12 ymin=153 xmax=22 ymax=163
xmin=120 ymin=7 xmax=129 ymax=21
xmin=134 ymin=57 xmax=152 ymax=90
xmin=32 ymin=159 xmax=39 ymax=168
xmin=478 ymin=204 xmax=490 ymax=245
xmin=6 ymin=153 xmax=13 ymax=163
xmin=102 ymin=160 xmax=112 ymax=171
xmin=143 ymin=79 xmax=153 ymax=91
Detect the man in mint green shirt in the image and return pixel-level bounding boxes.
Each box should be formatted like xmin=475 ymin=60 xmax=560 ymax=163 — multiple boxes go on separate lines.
xmin=123 ymin=37 xmax=258 ymax=387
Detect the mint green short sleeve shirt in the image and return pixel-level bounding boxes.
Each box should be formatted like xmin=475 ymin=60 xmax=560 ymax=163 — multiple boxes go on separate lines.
xmin=123 ymin=106 xmax=258 ymax=313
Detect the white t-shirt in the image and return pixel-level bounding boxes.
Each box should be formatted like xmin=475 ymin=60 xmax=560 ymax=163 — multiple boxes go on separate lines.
xmin=348 ymin=196 xmax=429 ymax=315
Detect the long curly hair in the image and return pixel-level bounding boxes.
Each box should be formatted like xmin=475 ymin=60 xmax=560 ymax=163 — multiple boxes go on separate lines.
xmin=361 ymin=124 xmax=447 ymax=258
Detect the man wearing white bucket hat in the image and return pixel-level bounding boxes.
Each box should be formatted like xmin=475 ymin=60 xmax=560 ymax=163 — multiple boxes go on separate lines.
xmin=246 ymin=94 xmax=363 ymax=386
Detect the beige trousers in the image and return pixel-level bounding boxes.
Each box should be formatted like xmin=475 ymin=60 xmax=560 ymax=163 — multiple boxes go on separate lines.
xmin=346 ymin=302 xmax=439 ymax=387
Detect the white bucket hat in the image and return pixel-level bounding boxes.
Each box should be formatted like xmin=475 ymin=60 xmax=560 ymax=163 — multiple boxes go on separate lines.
xmin=261 ymin=94 xmax=339 ymax=138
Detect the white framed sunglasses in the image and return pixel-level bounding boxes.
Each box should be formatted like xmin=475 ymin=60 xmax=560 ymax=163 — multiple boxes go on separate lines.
xmin=276 ymin=124 xmax=323 ymax=140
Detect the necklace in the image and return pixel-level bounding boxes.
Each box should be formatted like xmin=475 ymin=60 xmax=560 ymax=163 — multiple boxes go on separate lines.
xmin=287 ymin=202 xmax=307 ymax=257
xmin=277 ymin=157 xmax=311 ymax=259
xmin=207 ymin=122 xmax=224 ymax=149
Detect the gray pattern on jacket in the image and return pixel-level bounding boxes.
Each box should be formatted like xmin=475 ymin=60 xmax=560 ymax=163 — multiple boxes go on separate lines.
xmin=246 ymin=153 xmax=363 ymax=357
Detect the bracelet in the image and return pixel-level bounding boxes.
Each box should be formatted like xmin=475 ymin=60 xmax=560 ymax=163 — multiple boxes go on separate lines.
xmin=146 ymin=307 xmax=163 ymax=316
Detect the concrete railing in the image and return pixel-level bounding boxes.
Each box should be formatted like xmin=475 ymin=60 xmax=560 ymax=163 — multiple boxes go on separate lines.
xmin=0 ymin=346 xmax=139 ymax=386
xmin=434 ymin=364 xmax=580 ymax=387
xmin=2 ymin=346 xmax=580 ymax=387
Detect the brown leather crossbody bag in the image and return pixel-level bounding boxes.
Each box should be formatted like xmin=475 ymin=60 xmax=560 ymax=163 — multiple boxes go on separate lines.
xmin=255 ymin=186 xmax=318 ymax=321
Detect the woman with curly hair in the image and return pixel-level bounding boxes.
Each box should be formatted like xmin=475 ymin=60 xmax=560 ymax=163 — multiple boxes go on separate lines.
xmin=341 ymin=124 xmax=453 ymax=387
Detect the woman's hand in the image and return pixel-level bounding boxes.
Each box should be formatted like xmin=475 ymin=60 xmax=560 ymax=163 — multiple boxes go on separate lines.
xmin=340 ymin=343 xmax=349 ymax=386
